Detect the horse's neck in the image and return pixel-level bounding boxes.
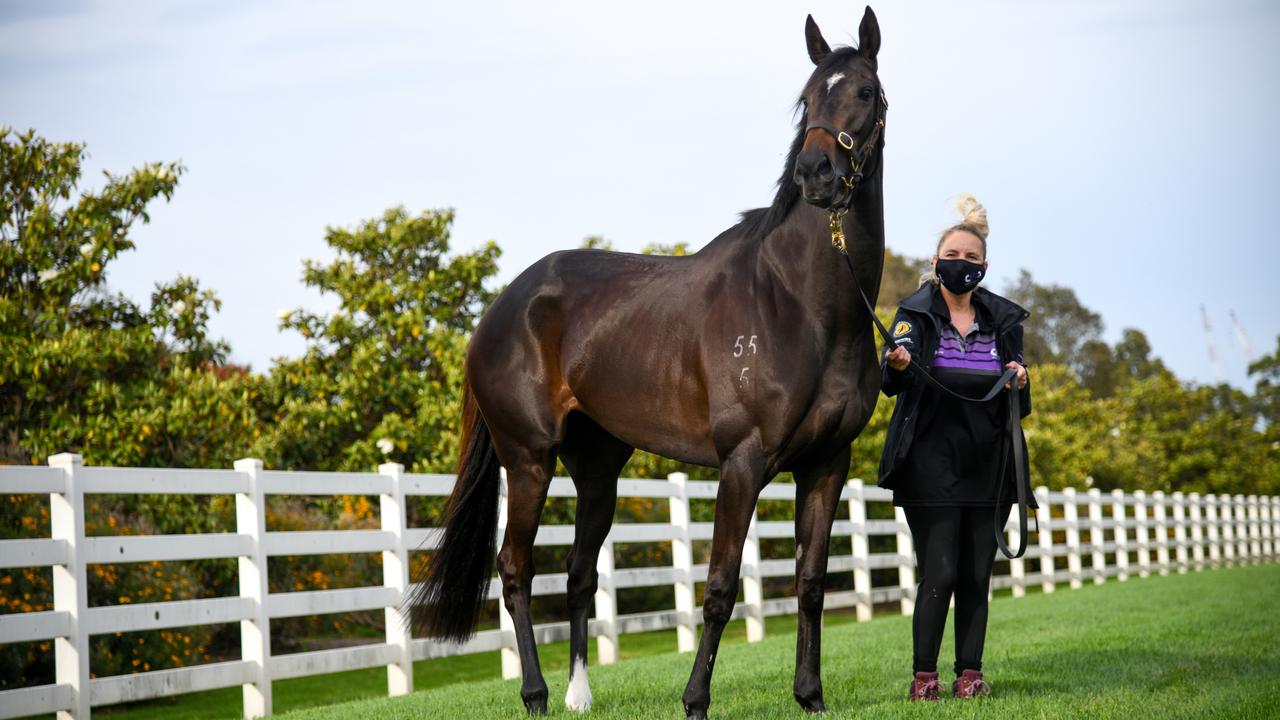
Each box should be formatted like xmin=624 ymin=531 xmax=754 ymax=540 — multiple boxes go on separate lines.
xmin=840 ymin=177 xmax=886 ymax=308
xmin=761 ymin=178 xmax=885 ymax=333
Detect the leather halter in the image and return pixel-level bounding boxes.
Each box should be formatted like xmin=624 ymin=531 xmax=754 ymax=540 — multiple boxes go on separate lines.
xmin=803 ymin=88 xmax=888 ymax=215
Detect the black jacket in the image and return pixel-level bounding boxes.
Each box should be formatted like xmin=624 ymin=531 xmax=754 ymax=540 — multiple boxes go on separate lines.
xmin=877 ymin=282 xmax=1033 ymax=497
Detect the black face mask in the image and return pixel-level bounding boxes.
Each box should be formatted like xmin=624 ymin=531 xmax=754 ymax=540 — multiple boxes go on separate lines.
xmin=935 ymin=258 xmax=985 ymax=294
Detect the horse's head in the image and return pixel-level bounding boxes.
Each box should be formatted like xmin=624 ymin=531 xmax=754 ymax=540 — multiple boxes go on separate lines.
xmin=793 ymin=7 xmax=886 ymax=211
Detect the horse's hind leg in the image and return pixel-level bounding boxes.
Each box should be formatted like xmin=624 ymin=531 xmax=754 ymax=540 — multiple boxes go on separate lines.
xmin=559 ymin=413 xmax=632 ymax=711
xmin=791 ymin=446 xmax=851 ymax=713
xmin=496 ymin=443 xmax=557 ymax=715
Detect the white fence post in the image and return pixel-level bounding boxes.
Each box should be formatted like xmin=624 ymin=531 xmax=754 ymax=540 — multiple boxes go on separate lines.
xmin=1008 ymin=509 xmax=1026 ymax=598
xmin=1239 ymin=491 xmax=1249 ymax=561
xmin=668 ymin=472 xmax=697 ymax=653
xmin=1036 ymin=487 xmax=1055 ymax=593
xmin=1220 ymin=494 xmax=1237 ymax=566
xmin=1272 ymin=497 xmax=1280 ymax=560
xmin=1152 ymin=491 xmax=1170 ymax=576
xmin=1189 ymin=493 xmax=1205 ymax=571
xmin=1063 ymin=487 xmax=1082 ymax=589
xmin=893 ymin=507 xmax=916 ymax=615
xmin=496 ymin=469 xmax=520 ymax=680
xmin=742 ymin=511 xmax=765 ymax=643
xmin=1171 ymin=491 xmax=1189 ymax=574
xmin=1087 ymin=489 xmax=1106 ymax=585
xmin=49 ymin=453 xmax=89 ymax=720
xmin=1247 ymin=495 xmax=1260 ymax=562
xmin=378 ymin=462 xmax=413 ymax=696
xmin=233 ymin=458 xmax=272 ymax=719
xmin=1133 ymin=490 xmax=1151 ymax=578
xmin=1205 ymin=494 xmax=1222 ymax=567
xmin=846 ymin=480 xmax=872 ymax=621
xmin=1260 ymin=495 xmax=1274 ymax=561
xmin=1111 ymin=490 xmax=1130 ymax=581
xmin=594 ymin=538 xmax=619 ymax=664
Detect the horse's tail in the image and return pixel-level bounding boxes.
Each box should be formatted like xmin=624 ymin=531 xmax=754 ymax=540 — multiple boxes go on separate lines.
xmin=406 ymin=376 xmax=501 ymax=642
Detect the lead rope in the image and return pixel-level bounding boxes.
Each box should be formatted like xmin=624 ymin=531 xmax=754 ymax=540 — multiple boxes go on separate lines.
xmin=829 ymin=221 xmax=1031 ymax=559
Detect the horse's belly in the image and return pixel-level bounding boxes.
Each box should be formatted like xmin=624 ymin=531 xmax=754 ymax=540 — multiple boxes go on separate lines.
xmin=564 ymin=345 xmax=718 ymax=467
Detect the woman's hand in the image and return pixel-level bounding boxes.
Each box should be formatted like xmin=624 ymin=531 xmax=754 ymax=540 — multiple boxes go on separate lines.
xmin=1004 ymin=361 xmax=1028 ymax=390
xmin=886 ymin=345 xmax=910 ymax=371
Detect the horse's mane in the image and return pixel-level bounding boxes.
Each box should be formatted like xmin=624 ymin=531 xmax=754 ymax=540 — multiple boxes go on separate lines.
xmin=738 ymin=47 xmax=862 ymax=241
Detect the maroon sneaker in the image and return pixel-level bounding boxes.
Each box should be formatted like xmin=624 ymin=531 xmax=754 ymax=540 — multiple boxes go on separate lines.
xmin=952 ymin=669 xmax=992 ymax=698
xmin=909 ymin=671 xmax=941 ymax=701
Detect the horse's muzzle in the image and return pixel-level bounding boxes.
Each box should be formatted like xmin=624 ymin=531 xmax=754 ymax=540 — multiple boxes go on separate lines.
xmin=794 ymin=149 xmax=845 ymax=209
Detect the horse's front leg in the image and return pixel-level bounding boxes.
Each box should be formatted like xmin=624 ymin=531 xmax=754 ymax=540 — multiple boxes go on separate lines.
xmin=791 ymin=446 xmax=851 ymax=713
xmin=681 ymin=447 xmax=767 ymax=720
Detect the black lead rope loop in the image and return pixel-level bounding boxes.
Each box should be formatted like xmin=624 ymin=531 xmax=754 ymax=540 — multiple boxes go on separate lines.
xmin=837 ymin=250 xmax=1031 ymax=559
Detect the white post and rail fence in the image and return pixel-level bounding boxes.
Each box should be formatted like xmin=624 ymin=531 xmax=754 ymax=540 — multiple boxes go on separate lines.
xmin=1 ymin=455 xmax=1276 ymax=718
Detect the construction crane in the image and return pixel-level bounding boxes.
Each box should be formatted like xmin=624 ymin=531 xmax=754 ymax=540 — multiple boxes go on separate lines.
xmin=1229 ymin=309 xmax=1254 ymax=366
xmin=1200 ymin=304 xmax=1222 ymax=382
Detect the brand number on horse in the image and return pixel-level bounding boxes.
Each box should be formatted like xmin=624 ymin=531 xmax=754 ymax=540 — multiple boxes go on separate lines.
xmin=733 ymin=335 xmax=758 ymax=358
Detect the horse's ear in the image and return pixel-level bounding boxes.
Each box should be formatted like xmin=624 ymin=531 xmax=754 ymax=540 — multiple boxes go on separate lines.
xmin=805 ymin=14 xmax=831 ymax=66
xmin=858 ymin=6 xmax=881 ymax=66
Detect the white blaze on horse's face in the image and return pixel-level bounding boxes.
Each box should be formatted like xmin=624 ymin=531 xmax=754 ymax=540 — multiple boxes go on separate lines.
xmin=825 ymin=72 xmax=845 ymax=93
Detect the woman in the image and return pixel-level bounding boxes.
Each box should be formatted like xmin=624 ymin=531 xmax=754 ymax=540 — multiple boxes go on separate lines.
xmin=878 ymin=195 xmax=1034 ymax=701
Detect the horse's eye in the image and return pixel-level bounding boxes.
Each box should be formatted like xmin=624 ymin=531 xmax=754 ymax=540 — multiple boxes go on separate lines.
xmin=859 ymin=87 xmax=873 ymax=100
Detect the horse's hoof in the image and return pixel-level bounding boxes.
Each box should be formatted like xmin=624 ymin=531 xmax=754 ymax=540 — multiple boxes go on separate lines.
xmin=523 ymin=692 xmax=549 ymax=716
xmin=794 ymin=679 xmax=826 ymax=713
xmin=683 ymin=706 xmax=708 ymax=720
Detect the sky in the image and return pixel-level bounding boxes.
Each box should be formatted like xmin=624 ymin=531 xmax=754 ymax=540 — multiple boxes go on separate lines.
xmin=3 ymin=0 xmax=1278 ymax=389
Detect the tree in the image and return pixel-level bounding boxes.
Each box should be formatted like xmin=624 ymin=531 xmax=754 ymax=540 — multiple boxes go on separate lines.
xmin=1113 ymin=328 xmax=1166 ymax=382
xmin=1 ymin=128 xmax=263 ymax=686
xmin=1248 ymin=335 xmax=1280 ymax=428
xmin=580 ymin=235 xmax=613 ymax=251
xmin=1004 ymin=269 xmax=1104 ymax=370
xmin=253 ymin=206 xmax=501 ymax=473
xmin=640 ymin=240 xmax=690 ymax=256
xmin=0 ymin=127 xmax=264 ymax=468
xmin=877 ymin=247 xmax=930 ymax=310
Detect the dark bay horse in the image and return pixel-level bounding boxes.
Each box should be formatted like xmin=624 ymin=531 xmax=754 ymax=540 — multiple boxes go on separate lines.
xmin=410 ymin=8 xmax=888 ymax=718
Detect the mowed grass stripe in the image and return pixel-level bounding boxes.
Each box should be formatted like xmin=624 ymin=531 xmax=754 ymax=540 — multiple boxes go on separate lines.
xmin=270 ymin=563 xmax=1279 ymax=719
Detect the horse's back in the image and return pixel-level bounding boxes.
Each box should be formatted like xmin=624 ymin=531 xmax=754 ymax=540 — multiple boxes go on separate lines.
xmin=468 ymin=247 xmax=737 ymax=463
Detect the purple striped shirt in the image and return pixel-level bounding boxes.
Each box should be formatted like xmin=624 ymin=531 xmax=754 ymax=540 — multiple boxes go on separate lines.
xmin=932 ymin=320 xmax=1002 ymax=372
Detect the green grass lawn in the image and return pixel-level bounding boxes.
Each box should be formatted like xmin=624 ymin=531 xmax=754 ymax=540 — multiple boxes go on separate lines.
xmin=85 ymin=562 xmax=1279 ymax=719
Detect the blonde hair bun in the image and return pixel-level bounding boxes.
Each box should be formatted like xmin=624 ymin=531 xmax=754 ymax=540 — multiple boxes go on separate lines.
xmin=953 ymin=194 xmax=989 ymax=240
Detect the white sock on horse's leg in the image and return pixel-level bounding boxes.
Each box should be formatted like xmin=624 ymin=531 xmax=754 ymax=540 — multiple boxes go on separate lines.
xmin=565 ymin=656 xmax=592 ymax=711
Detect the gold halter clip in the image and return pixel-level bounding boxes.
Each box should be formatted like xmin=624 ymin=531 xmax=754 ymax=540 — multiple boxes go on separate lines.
xmin=828 ymin=208 xmax=848 ymax=255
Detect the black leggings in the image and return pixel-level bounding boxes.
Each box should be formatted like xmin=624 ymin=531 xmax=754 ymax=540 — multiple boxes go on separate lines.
xmin=902 ymin=504 xmax=1012 ymax=675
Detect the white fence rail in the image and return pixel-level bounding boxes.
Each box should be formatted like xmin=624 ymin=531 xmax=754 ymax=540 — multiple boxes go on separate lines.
xmin=1 ymin=454 xmax=1276 ymax=718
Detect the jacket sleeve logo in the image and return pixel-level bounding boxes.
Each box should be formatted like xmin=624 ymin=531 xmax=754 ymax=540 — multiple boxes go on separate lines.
xmin=893 ymin=321 xmax=912 ymax=337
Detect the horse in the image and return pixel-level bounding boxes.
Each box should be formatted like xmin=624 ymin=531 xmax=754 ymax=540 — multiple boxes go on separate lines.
xmin=409 ymin=7 xmax=888 ymax=718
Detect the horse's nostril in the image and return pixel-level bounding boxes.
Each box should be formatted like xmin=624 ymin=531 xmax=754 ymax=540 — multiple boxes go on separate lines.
xmin=797 ymin=152 xmax=834 ymax=183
